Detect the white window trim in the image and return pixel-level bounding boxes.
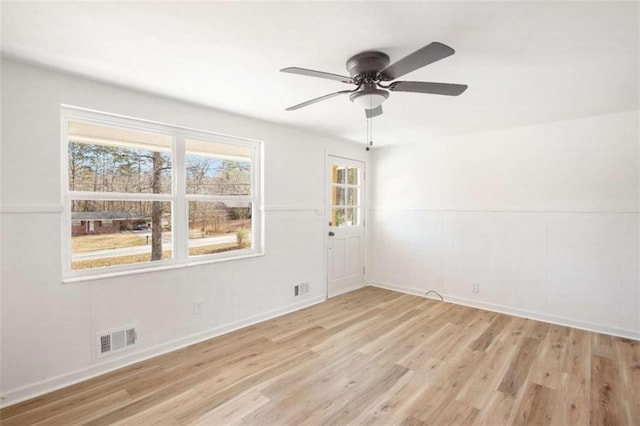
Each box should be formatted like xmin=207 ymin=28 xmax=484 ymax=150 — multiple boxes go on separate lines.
xmin=61 ymin=105 xmax=264 ymax=283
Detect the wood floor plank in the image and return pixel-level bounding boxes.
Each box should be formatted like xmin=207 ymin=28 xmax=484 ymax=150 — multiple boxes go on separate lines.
xmin=525 ymin=319 xmax=550 ymax=341
xmin=429 ymin=313 xmax=489 ymax=363
xmin=512 ymin=382 xmax=555 ymax=425
xmin=1 ymin=286 xmax=636 ymax=425
xmin=427 ymin=397 xmax=480 ymax=425
xmin=83 ymin=363 xmax=222 ymax=426
xmin=497 ymin=336 xmax=542 ymax=397
xmin=358 ymin=307 xmax=434 ymax=358
xmin=324 ymin=307 xmax=384 ymax=334
xmin=110 ymin=389 xmax=202 ymax=426
xmin=0 ymin=363 xmax=157 ymax=421
xmin=443 ymin=303 xmax=477 ymax=326
xmin=429 ymin=346 xmax=486 ymax=398
xmin=10 ymin=390 xmax=131 ymax=426
xmin=192 ymin=389 xmax=269 ymax=426
xmin=590 ymin=354 xmax=625 ymax=425
xmin=396 ymin=322 xmax=460 ymax=372
xmin=398 ymin=384 xmax=451 ymax=423
xmin=318 ymin=363 xmax=409 ymax=424
xmin=470 ymin=313 xmax=511 ymax=351
xmin=528 ymin=323 xmax=569 ymax=389
xmin=178 ymin=348 xmax=325 ymax=424
xmin=244 ymin=377 xmax=350 ymax=425
xmin=455 ymin=331 xmax=519 ymax=409
xmin=258 ymin=350 xmax=369 ymax=402
xmin=592 ymin=332 xmax=616 ymax=359
xmin=473 ymin=390 xmax=518 ymax=425
xmin=242 ymin=353 xmax=378 ymax=424
xmin=551 ymin=372 xmax=590 ymax=425
xmin=562 ymin=327 xmax=591 ymax=378
xmin=348 ymin=369 xmax=425 ymax=425
xmin=613 ymin=337 xmax=640 ymax=424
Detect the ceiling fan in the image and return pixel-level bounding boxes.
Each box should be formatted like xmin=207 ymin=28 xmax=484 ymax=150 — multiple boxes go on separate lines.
xmin=281 ymin=42 xmax=468 ymax=118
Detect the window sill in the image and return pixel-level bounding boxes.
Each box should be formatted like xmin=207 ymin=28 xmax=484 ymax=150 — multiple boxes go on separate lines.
xmin=62 ymin=251 xmax=265 ymax=284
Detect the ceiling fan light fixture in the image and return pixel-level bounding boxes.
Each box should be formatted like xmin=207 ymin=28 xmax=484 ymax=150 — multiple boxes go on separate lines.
xmin=349 ymin=90 xmax=389 ymax=110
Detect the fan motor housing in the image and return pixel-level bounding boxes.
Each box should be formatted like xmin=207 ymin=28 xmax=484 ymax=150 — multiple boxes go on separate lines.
xmin=346 ymin=51 xmax=390 ymax=77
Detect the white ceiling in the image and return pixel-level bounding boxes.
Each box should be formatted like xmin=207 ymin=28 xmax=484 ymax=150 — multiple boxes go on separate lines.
xmin=1 ymin=1 xmax=638 ymax=147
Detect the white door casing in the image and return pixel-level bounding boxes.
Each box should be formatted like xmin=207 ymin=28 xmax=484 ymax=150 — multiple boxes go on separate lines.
xmin=326 ymin=155 xmax=365 ymax=298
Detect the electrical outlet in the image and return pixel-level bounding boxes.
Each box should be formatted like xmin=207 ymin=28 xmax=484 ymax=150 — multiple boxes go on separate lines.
xmin=472 ymin=283 xmax=480 ymax=293
xmin=193 ymin=299 xmax=203 ymax=316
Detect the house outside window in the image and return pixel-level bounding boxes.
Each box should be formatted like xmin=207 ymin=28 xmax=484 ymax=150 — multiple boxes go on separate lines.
xmin=62 ymin=107 xmax=263 ymax=281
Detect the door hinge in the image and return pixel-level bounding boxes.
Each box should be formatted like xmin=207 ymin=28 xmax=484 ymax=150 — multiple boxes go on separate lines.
xmin=363 ymin=266 xmax=366 ymax=274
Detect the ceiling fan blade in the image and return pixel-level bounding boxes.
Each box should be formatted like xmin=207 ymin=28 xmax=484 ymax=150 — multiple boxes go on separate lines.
xmin=365 ymin=106 xmax=383 ymax=118
xmin=389 ymin=81 xmax=468 ymax=96
xmin=381 ymin=42 xmax=455 ymax=80
xmin=285 ymin=90 xmax=353 ymax=111
xmin=281 ymin=67 xmax=354 ymax=84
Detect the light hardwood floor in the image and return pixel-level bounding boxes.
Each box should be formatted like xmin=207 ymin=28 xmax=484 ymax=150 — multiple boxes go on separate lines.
xmin=1 ymin=287 xmax=638 ymax=425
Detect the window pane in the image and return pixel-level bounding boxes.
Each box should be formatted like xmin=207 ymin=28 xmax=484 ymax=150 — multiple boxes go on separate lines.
xmin=189 ymin=201 xmax=252 ymax=256
xmin=71 ymin=200 xmax=172 ymax=270
xmin=346 ymin=187 xmax=358 ymax=206
xmin=346 ymin=208 xmax=359 ymax=226
xmin=332 ymin=166 xmax=346 ymax=184
xmin=332 ymin=186 xmax=345 ymax=207
xmin=347 ymin=168 xmax=359 ymax=185
xmin=331 ymin=207 xmax=360 ymax=228
xmin=68 ymin=121 xmax=172 ymax=194
xmin=186 ymin=139 xmax=251 ymax=195
xmin=332 ymin=208 xmax=346 ymax=227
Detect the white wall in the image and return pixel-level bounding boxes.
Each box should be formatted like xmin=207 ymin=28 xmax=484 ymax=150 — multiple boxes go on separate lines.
xmin=369 ymin=111 xmax=639 ymax=339
xmin=0 ymin=58 xmax=367 ymax=406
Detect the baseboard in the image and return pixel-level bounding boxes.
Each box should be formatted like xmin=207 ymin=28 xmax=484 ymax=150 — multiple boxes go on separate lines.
xmin=328 ymin=282 xmax=366 ymax=298
xmin=370 ymin=281 xmax=434 ymax=299
xmin=0 ymin=294 xmax=325 ymax=408
xmin=368 ymin=281 xmax=639 ymax=341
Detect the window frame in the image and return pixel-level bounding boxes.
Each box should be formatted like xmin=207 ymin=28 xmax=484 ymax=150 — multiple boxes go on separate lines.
xmin=61 ymin=106 xmax=264 ymax=283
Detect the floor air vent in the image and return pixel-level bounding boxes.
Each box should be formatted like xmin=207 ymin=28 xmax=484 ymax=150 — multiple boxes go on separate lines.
xmin=98 ymin=326 xmax=137 ymax=357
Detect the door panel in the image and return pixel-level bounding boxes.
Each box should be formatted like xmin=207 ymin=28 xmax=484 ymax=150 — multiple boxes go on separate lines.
xmin=331 ymin=239 xmax=346 ymax=279
xmin=327 ymin=156 xmax=365 ymax=297
xmin=348 ymin=237 xmax=361 ymax=275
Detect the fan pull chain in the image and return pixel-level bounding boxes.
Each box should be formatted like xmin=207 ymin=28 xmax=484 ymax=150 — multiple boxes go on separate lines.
xmin=366 ymin=116 xmax=373 ymax=151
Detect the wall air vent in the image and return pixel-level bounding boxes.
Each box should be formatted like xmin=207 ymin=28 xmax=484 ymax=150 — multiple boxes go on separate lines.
xmin=294 ymin=282 xmax=310 ymax=296
xmin=97 ymin=326 xmax=137 ymax=357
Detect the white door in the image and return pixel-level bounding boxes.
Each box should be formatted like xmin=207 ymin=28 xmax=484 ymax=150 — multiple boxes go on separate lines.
xmin=327 ymin=156 xmax=365 ymax=298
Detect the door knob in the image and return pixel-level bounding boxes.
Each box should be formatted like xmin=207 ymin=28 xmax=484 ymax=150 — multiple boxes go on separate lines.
xmin=328 ymin=231 xmax=335 ymax=236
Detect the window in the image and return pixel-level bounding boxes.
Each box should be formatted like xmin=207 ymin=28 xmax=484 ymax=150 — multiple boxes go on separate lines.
xmin=185 ymin=139 xmax=253 ymax=256
xmin=62 ymin=107 xmax=262 ymax=280
xmin=331 ymin=164 xmax=361 ymax=227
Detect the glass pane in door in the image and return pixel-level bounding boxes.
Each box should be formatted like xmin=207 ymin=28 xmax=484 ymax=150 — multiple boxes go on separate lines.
xmin=332 ymin=208 xmax=347 ymax=226
xmin=346 ymin=208 xmax=359 ymax=226
xmin=333 ymin=166 xmax=346 ymax=184
xmin=332 ymin=186 xmax=345 ymax=206
xmin=347 ymin=168 xmax=359 ymax=185
xmin=346 ymin=187 xmax=358 ymax=206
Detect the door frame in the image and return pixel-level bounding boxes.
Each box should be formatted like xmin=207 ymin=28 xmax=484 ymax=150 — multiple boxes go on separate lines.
xmin=324 ymin=153 xmax=367 ymax=299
